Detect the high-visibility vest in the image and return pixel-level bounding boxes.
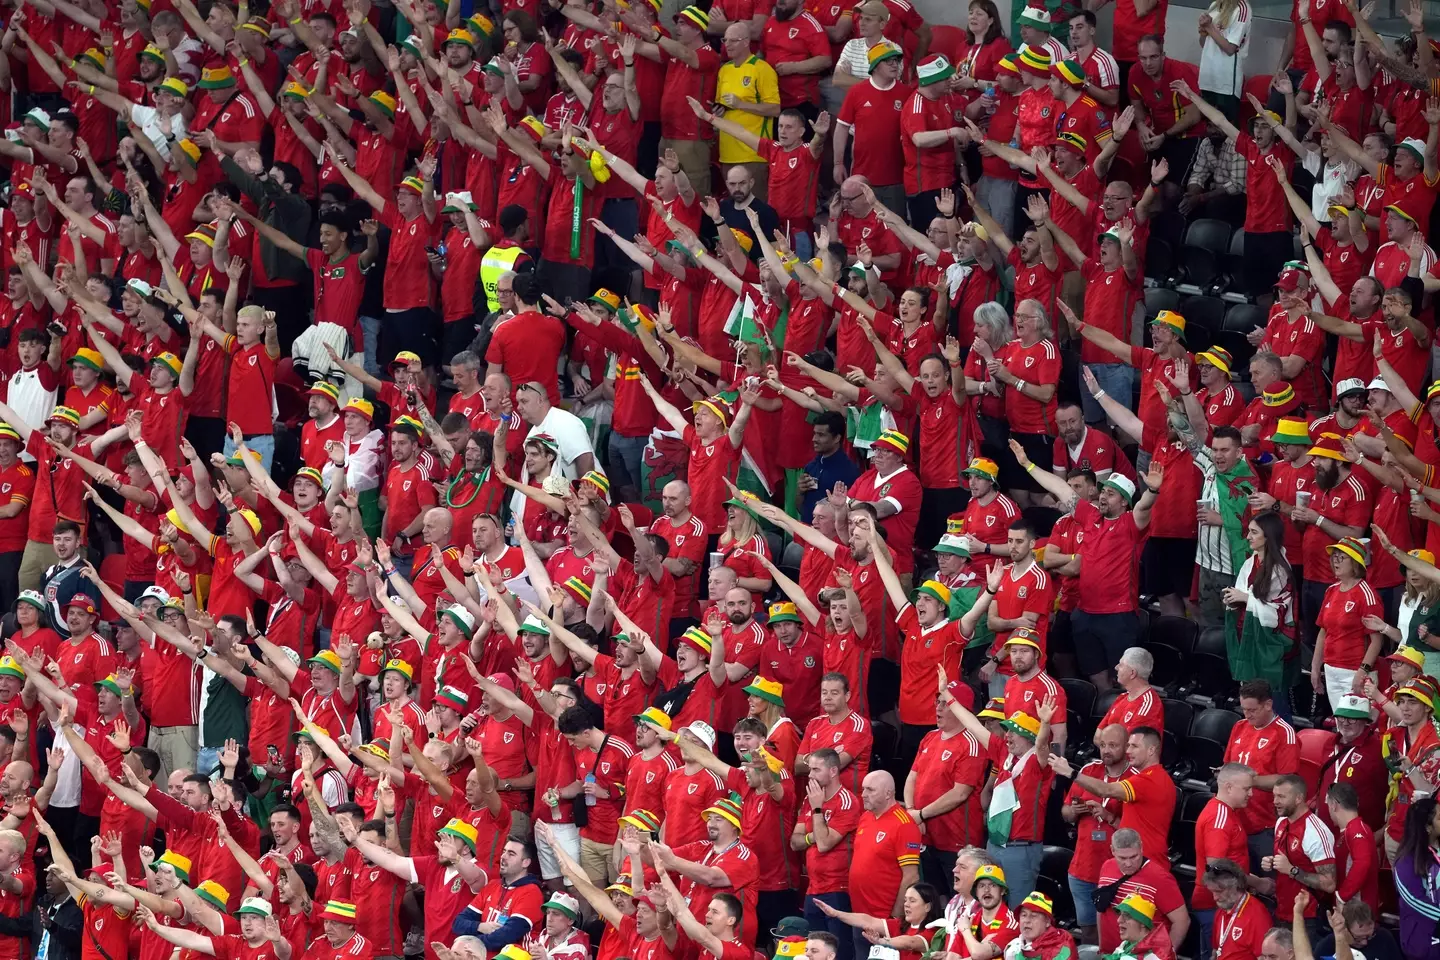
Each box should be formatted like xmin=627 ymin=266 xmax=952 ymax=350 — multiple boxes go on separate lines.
xmin=479 ymin=242 xmax=526 ymax=314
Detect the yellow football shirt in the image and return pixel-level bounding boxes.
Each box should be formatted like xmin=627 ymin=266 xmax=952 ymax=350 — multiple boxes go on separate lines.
xmin=714 ymin=55 xmax=779 ymax=165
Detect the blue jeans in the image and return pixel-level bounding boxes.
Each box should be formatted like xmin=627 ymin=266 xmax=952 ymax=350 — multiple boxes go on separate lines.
xmin=196 ymin=746 xmax=221 ymax=778
xmin=607 ymin=432 xmax=649 ymax=498
xmin=1069 ymin=875 xmax=1097 ymax=926
xmin=360 ymin=315 xmax=382 ymax=377
xmin=804 ymin=893 xmax=854 ymax=960
xmin=222 ymin=434 xmax=274 ymax=474
xmin=1082 ymin=363 xmax=1135 ymax=425
xmin=792 ymin=231 xmax=814 ymax=262
xmin=986 ymin=842 xmax=1043 ymax=909
xmin=1195 ymin=908 xmax=1215 ymax=960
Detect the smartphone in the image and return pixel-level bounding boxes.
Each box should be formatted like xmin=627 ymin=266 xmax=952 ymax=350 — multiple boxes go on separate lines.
xmin=267 ymin=745 xmax=280 ymax=763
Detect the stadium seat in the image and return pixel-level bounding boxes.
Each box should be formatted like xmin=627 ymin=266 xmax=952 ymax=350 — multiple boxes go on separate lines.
xmin=275 ymin=356 xmax=306 ymax=390
xmin=927 ymin=24 xmax=968 ymax=63
xmin=1224 ymin=302 xmax=1268 ymax=335
xmin=1162 ymin=699 xmax=1194 ymax=750
xmin=274 ymin=383 xmax=307 ymax=429
xmin=1149 ymin=210 xmax=1187 ymax=251
xmin=1095 ymin=689 xmax=1122 ymax=719
xmin=1296 ymin=728 xmax=1337 ymax=795
xmin=1145 ymin=237 xmax=1175 ymax=284
xmin=1145 ymin=642 xmax=1185 ymax=690
xmin=1061 ymin=678 xmax=1098 ymax=726
xmin=1184 ymin=652 xmax=1238 ymax=706
xmin=871 ymin=721 xmax=899 ymax=772
xmin=1149 ymin=615 xmax=1199 ymax=657
xmin=1145 ymin=287 xmax=1181 ymax=322
xmin=1180 ymin=295 xmax=1226 ymax=335
xmin=1194 ymin=628 xmax=1228 ymax=659
xmin=781 ymin=539 xmax=804 ymax=569
xmin=1239 ymin=75 xmax=1274 ymax=127
xmin=1037 ymin=846 xmax=1077 ymax=926
xmin=1176 ymin=219 xmax=1232 ymax=293
xmin=1191 ymin=707 xmax=1242 ymax=742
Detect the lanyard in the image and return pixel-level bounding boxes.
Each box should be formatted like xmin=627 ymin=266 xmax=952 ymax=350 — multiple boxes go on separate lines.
xmin=1218 ymin=895 xmax=1249 ymax=945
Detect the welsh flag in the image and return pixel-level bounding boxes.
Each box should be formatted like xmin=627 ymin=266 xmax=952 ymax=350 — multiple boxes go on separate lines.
xmin=723 ymin=292 xmax=789 ymax=350
xmin=987 ymin=752 xmax=1034 ymax=845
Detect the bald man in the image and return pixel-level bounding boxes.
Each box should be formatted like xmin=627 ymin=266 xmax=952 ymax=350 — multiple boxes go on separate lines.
xmin=1060 ymin=722 xmax=1131 ymax=943
xmin=849 ymin=771 xmax=924 ymax=957
xmin=409 ymin=507 xmax=464 ymax=618
xmin=651 ymin=479 xmax=708 ymax=637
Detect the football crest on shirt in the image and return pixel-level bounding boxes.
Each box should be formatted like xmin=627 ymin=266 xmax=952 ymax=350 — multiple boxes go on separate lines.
xmin=1041 ymin=106 xmax=1050 ymax=118
xmin=689 ymin=783 xmax=698 ymax=793
xmin=595 ymin=684 xmax=607 ymax=695
xmin=743 ymin=76 xmax=752 ymax=87
xmin=1345 ymin=601 xmax=1355 ymax=612
xmin=942 ymin=750 xmax=952 ymax=761
xmin=894 ymin=99 xmax=903 ymax=109
xmin=875 ymin=831 xmax=886 ymax=842
xmin=789 ymin=157 xmax=798 ymax=169
xmin=1018 ymin=587 xmax=1028 ymax=598
xmin=804 ymin=656 xmax=816 ymax=667
xmin=789 ymin=26 xmax=799 ymax=37
xmin=1258 ymin=738 xmax=1269 ymax=748
xmin=503 ymin=731 xmax=515 ymax=743
xmin=452 ymin=878 xmax=464 ymax=892
xmin=1025 ymin=356 xmax=1035 ymax=367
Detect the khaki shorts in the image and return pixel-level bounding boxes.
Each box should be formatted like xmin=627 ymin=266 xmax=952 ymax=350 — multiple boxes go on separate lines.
xmin=579 ymin=836 xmax=617 ymax=887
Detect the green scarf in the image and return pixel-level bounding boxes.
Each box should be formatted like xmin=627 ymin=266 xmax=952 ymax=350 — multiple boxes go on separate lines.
xmin=570 ymin=178 xmax=584 ymax=260
xmin=1214 ymin=458 xmax=1256 ymax=572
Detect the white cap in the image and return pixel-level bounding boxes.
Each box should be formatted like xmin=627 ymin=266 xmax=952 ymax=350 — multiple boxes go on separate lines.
xmin=683 ymin=721 xmax=716 ymax=750
xmin=22 ymin=108 xmax=49 ymax=128
xmin=1018 ymin=6 xmax=1051 ymax=25
xmin=1102 ymin=474 xmax=1138 ymax=502
xmin=1399 ymin=137 xmax=1428 ymax=158
xmin=237 ymin=897 xmax=274 ymax=917
xmin=442 ymin=190 xmax=476 ymax=211
xmin=140 ymin=585 xmax=172 ymax=604
xmin=127 ymin=279 xmax=156 ymax=298
xmin=1367 ymin=377 xmax=1391 ymax=392
xmin=1335 ymin=378 xmax=1367 ymax=397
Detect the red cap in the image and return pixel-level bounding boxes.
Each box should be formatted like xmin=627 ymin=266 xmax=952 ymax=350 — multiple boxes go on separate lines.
xmin=1274 ymin=267 xmax=1304 ymax=293
xmin=945 ymin=680 xmax=975 ymax=712
xmin=486 ymin=673 xmax=516 ymax=692
xmin=66 ymin=594 xmax=96 ymax=614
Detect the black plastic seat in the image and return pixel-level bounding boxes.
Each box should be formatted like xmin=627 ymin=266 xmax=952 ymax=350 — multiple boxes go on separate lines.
xmin=1061 ymin=678 xmax=1098 ymax=724
xmin=1224 ymin=301 xmax=1269 ymax=334
xmin=1185 ymin=736 xmax=1228 ymax=778
xmin=1190 ymin=707 xmax=1243 ymax=742
xmin=1180 ymin=295 xmax=1227 ymax=334
xmin=1144 ymin=642 xmax=1185 ymax=689
xmin=1036 ymin=846 xmax=1077 ymax=926
xmin=1150 ymin=210 xmax=1187 ymax=250
xmin=1162 ymin=698 xmax=1194 ymax=746
xmin=1149 ymin=615 xmax=1199 ymax=657
xmin=1179 ymin=218 xmax=1233 ymax=288
xmin=1145 ymin=287 xmax=1181 ymax=322
xmin=1094 ymin=689 xmax=1122 ymax=719
xmin=1145 ymin=237 xmax=1175 ymax=283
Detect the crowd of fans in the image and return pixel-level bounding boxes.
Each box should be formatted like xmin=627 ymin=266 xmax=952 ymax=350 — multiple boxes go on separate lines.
xmin=0 ymin=0 xmax=1435 ymax=956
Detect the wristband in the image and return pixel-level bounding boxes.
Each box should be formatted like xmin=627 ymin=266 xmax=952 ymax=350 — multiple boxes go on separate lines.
xmin=692 ymin=246 xmax=706 ymax=261
xmin=239 ymin=58 xmax=250 ymax=67
xmin=1023 ymin=462 xmax=1036 ymax=474
xmin=288 ymin=16 xmax=301 ymax=23
xmin=948 ymin=359 xmax=961 ymax=368
xmin=1093 ymin=389 xmax=1107 ymax=400
xmin=805 ymin=832 xmax=815 ymax=846
xmin=88 ymin=85 xmax=94 ymax=94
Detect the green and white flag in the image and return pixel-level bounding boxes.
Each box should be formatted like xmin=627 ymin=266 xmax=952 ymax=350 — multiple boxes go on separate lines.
xmin=723 ymin=293 xmax=763 ymax=345
xmin=986 ymin=752 xmax=1032 ymax=846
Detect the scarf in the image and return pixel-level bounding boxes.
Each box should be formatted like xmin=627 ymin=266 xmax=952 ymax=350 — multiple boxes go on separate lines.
xmin=1213 ymin=457 xmax=1256 ymax=573
xmin=570 ymin=177 xmax=584 ymax=259
xmin=1013 ymin=926 xmax=1074 ymax=960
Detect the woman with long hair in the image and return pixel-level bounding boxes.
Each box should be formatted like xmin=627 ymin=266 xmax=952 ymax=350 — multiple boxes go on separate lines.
xmin=1222 ymin=512 xmax=1297 ymax=716
xmin=1393 ymin=797 xmax=1440 ymax=960
xmin=1196 ymin=0 xmax=1251 ymax=120
xmin=718 ymin=496 xmax=772 ymax=607
xmin=501 ymin=11 xmax=552 ymax=112
xmin=814 ymin=882 xmax=947 ymax=960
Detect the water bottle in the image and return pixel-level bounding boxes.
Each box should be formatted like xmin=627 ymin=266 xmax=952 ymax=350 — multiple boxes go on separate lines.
xmin=547 ymin=788 xmax=563 ymax=821
xmin=584 ymin=772 xmax=597 ymax=807
xmin=1008 ymin=133 xmax=1021 ymax=170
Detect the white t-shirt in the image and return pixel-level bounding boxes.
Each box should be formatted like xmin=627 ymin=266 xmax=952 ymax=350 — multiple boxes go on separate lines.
xmin=1198 ymin=0 xmax=1250 ymax=97
xmin=508 ymin=406 xmax=595 ymax=517
xmin=129 ymin=103 xmax=189 ymax=161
